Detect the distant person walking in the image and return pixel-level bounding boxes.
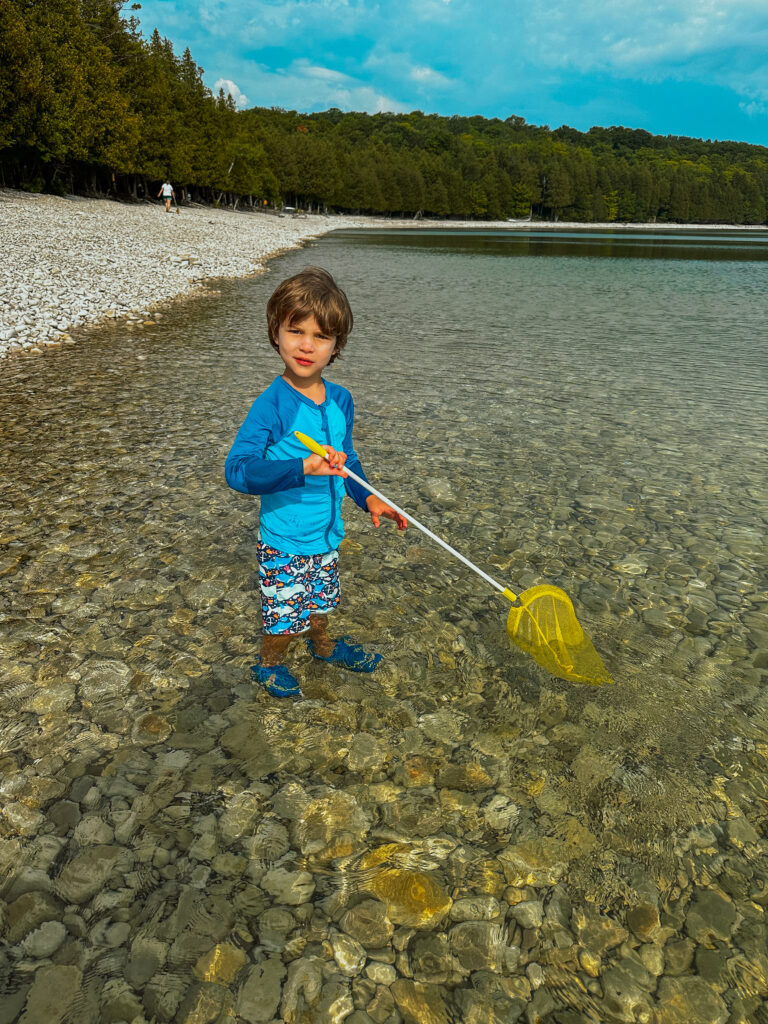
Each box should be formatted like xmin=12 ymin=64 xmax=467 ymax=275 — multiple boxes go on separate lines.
xmin=157 ymin=180 xmax=175 ymax=212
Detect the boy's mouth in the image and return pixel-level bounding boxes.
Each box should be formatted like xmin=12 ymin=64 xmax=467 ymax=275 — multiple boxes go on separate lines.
xmin=295 ymin=358 xmax=313 ymax=366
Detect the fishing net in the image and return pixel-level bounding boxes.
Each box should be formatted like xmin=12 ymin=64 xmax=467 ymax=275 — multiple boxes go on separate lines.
xmin=294 ymin=432 xmax=613 ymax=686
xmin=506 ymin=584 xmax=613 ymax=685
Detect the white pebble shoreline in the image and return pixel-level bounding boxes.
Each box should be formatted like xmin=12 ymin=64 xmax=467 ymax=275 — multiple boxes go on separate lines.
xmin=0 ymin=190 xmax=379 ymax=359
xmin=1 ymin=188 xmax=765 ymax=361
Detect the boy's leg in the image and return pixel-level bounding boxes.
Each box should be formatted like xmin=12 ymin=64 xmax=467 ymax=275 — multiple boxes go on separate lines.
xmin=304 ymin=553 xmax=382 ymax=673
xmin=253 ymin=542 xmax=310 ymax=697
xmin=306 ymin=551 xmax=340 ymax=657
xmin=261 ymin=632 xmax=294 ymax=665
xmin=254 ymin=631 xmax=300 ymax=697
xmin=308 ymin=613 xmax=335 ymax=657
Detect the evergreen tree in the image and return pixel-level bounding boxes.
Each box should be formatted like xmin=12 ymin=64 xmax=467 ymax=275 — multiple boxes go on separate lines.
xmin=1 ymin=4 xmax=767 ymax=223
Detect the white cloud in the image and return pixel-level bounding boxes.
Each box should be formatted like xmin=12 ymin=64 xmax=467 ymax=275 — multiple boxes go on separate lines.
xmin=214 ymin=78 xmax=249 ymax=107
xmin=519 ymin=0 xmax=768 ymax=115
xmin=132 ymin=0 xmax=768 ymax=140
xmin=740 ymin=98 xmax=767 ymax=116
xmin=409 ymin=64 xmax=453 ymax=88
xmin=238 ymin=59 xmax=406 ymax=113
xmin=291 ymin=61 xmax=353 ymax=84
xmin=199 ymin=0 xmax=377 ymax=44
xmin=411 ymin=0 xmax=453 ymax=17
xmin=526 ymin=0 xmax=768 ymax=74
xmin=364 ymin=48 xmax=455 ymax=91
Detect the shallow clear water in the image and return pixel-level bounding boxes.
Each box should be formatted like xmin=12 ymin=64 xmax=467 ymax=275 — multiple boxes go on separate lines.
xmin=1 ymin=229 xmax=767 ymax=1022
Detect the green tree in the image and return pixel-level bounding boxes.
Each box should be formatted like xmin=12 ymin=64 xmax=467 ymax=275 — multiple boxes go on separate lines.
xmin=3 ymin=10 xmax=768 ymax=223
xmin=542 ymin=163 xmax=573 ymax=219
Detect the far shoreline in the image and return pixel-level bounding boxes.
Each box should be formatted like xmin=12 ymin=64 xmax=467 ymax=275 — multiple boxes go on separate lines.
xmin=342 ymin=218 xmax=768 ymax=232
xmin=1 ymin=188 xmax=766 ymax=360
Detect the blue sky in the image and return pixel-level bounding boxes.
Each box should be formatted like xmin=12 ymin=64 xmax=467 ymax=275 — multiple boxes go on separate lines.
xmin=132 ymin=0 xmax=768 ymax=146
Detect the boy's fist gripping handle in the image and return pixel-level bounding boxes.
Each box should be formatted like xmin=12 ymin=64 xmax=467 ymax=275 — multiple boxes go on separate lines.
xmin=293 ymin=431 xmax=517 ymax=602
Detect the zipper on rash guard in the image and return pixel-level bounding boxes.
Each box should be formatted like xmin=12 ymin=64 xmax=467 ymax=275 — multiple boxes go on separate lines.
xmin=321 ymin=405 xmax=337 ymax=552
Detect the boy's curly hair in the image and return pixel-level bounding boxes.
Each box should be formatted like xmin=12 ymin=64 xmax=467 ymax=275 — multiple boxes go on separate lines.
xmin=266 ymin=267 xmax=353 ymax=364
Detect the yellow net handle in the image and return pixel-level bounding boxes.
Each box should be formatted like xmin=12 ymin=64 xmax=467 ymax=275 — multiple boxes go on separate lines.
xmin=295 ymin=431 xmax=518 ymax=603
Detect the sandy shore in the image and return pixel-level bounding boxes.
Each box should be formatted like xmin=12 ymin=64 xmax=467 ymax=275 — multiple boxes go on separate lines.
xmin=1 ymin=189 xmax=764 ymax=359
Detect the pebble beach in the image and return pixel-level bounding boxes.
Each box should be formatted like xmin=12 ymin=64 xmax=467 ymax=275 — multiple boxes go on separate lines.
xmin=0 ymin=190 xmax=379 ymax=359
xmin=3 ymin=188 xmax=764 ymax=361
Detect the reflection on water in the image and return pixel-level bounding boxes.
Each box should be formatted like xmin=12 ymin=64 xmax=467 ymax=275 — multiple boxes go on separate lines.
xmin=1 ymin=230 xmax=767 ymax=1022
xmin=351 ymin=226 xmax=768 ymax=262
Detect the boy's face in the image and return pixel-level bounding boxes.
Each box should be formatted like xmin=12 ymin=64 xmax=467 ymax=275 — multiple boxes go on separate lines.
xmin=277 ymin=314 xmax=337 ymax=384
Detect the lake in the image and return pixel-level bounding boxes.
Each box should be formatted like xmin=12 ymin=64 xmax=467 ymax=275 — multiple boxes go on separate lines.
xmin=1 ymin=228 xmax=767 ymax=1022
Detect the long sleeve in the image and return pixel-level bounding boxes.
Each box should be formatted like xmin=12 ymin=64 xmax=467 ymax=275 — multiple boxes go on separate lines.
xmin=225 ymin=390 xmax=305 ymax=496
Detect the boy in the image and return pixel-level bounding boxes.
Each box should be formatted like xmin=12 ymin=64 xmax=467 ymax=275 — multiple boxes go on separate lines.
xmin=225 ymin=267 xmax=406 ymax=698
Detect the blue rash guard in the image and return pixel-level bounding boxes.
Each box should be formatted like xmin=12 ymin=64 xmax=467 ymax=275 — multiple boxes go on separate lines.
xmin=224 ymin=376 xmax=371 ymax=555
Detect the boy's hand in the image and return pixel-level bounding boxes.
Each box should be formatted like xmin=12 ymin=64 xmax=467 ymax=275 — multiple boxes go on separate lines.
xmin=303 ymin=446 xmax=347 ymax=477
xmin=367 ymin=495 xmax=407 ymax=530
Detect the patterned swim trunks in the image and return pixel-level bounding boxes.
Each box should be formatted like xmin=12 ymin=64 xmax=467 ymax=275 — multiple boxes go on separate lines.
xmin=257 ymin=541 xmax=340 ymax=635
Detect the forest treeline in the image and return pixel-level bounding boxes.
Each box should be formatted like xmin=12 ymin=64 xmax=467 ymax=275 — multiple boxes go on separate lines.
xmin=2 ymin=0 xmax=768 ymax=223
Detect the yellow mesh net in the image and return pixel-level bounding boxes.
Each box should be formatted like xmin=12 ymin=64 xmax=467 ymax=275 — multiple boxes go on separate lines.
xmin=293 ymin=432 xmax=614 ymax=686
xmin=506 ymin=584 xmax=613 ymax=685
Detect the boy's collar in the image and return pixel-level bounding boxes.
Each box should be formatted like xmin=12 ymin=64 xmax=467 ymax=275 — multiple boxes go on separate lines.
xmin=278 ymin=374 xmax=329 ymax=408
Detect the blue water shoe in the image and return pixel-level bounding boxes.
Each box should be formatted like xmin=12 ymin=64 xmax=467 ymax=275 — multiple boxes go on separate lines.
xmin=306 ymin=635 xmax=382 ymax=673
xmin=251 ymin=662 xmax=302 ymax=698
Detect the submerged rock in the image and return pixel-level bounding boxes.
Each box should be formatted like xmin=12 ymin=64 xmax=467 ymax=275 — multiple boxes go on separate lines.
xmin=626 ymin=902 xmax=662 ymax=943
xmin=341 ymin=899 xmax=394 ymax=947
xmin=297 ymin=791 xmax=370 ymax=855
xmin=18 ymin=965 xmax=82 ymax=1024
xmin=498 ymin=838 xmax=569 ymax=888
xmin=258 ymin=907 xmax=295 ymax=951
xmin=508 ymin=900 xmax=543 ymax=930
xmin=193 ymin=942 xmax=248 ymax=984
xmin=449 ymin=895 xmax=501 ymax=922
xmin=78 ymin=658 xmax=132 ymax=703
xmin=409 ymin=932 xmax=458 ymax=984
xmin=368 ymin=868 xmax=452 ymax=928
xmin=601 ymin=961 xmax=655 ymax=1023
xmin=55 ymin=845 xmax=121 ymax=903
xmin=347 ymin=732 xmax=387 ymax=772
xmin=143 ymin=972 xmax=187 ymax=1021
xmin=482 ymin=794 xmax=519 ymax=831
xmin=20 ymin=919 xmax=66 ymax=958
xmin=100 ymin=978 xmax=143 ymax=1023
xmin=450 ymin=921 xmax=517 ymax=973
xmin=126 ymin=935 xmax=168 ymax=988
xmin=261 ymin=866 xmax=315 ymax=906
xmin=72 ymin=814 xmax=114 ymax=846
xmin=281 ymin=957 xmax=324 ymax=1024
xmin=5 ymin=891 xmax=62 ymax=945
xmin=244 ymin=817 xmax=290 ymax=861
xmin=685 ymin=887 xmax=738 ymax=944
xmin=391 ymin=979 xmax=451 ymax=1024
xmin=655 ymin=975 xmax=728 ymax=1024
xmin=436 ymin=761 xmax=493 ymax=792
xmin=237 ymin=958 xmax=286 ymax=1023
xmin=571 ymin=904 xmax=628 ymax=955
xmin=131 ymin=712 xmax=172 ymax=744
xmin=331 ymin=930 xmax=367 ymax=976
xmin=315 ymin=981 xmax=354 ymax=1024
